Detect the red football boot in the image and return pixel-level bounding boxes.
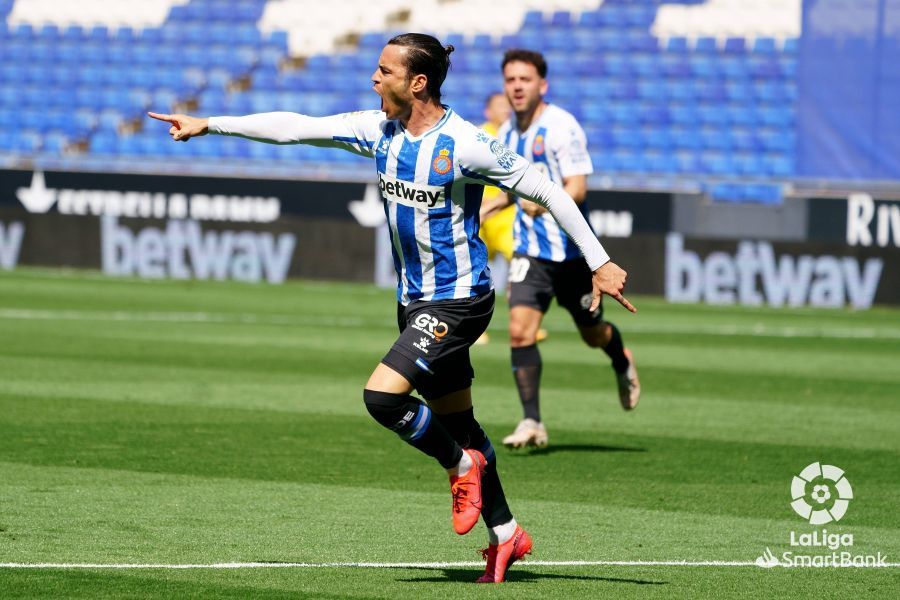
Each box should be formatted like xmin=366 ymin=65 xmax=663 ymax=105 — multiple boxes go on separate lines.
xmin=449 ymin=449 xmax=486 ymax=535
xmin=476 ymin=525 xmax=533 ymax=583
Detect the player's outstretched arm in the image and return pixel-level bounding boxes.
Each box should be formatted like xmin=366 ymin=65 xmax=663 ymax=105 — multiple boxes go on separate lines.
xmin=149 ymin=111 xmax=383 ymax=155
xmin=147 ymin=112 xmax=209 ymax=142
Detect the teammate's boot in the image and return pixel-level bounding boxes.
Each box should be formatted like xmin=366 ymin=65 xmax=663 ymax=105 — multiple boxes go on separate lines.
xmin=474 ymin=332 xmax=490 ymax=345
xmin=476 ymin=525 xmax=533 ymax=583
xmin=501 ymin=418 xmax=548 ymax=449
xmin=616 ymin=348 xmax=641 ymax=411
xmin=449 ymin=449 xmax=487 ymax=535
xmin=536 ymin=328 xmax=549 ymax=343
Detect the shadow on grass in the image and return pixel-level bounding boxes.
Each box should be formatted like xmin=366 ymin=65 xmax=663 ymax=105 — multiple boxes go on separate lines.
xmin=509 ymin=443 xmax=647 ymax=456
xmin=397 ymin=567 xmax=667 ymax=585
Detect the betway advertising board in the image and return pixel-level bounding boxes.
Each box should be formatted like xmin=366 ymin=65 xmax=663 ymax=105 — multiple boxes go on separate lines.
xmin=1 ymin=168 xmax=897 ymax=307
xmin=663 ymin=234 xmax=893 ymax=309
xmin=0 ymin=168 xmax=374 ymax=283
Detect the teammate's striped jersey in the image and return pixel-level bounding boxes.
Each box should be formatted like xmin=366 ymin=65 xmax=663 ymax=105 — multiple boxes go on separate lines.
xmin=214 ymin=108 xmax=533 ymax=305
xmin=497 ymin=104 xmax=594 ymax=263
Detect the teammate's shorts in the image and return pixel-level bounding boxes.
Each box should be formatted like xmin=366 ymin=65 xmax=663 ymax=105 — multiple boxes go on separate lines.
xmin=479 ymin=204 xmax=515 ymax=261
xmin=507 ymin=253 xmax=602 ymax=327
xmin=382 ymin=291 xmax=495 ymax=401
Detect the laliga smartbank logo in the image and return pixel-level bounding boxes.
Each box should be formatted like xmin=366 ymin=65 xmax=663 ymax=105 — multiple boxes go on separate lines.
xmin=790 ymin=461 xmax=852 ymax=525
xmin=755 ymin=462 xmax=888 ymax=568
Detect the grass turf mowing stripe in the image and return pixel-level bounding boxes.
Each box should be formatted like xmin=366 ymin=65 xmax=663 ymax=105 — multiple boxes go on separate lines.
xmin=2 ymin=308 xmax=899 ymax=340
xmin=1 ymin=561 xmax=897 ymax=569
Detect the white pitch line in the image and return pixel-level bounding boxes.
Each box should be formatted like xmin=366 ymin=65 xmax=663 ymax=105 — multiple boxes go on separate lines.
xmin=0 ymin=560 xmax=897 ymax=569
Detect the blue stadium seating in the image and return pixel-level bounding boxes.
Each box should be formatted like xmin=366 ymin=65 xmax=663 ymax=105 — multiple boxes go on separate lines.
xmin=0 ymin=0 xmax=799 ymax=189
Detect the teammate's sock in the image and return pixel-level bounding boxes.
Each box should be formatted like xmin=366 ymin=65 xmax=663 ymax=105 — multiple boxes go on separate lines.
xmin=489 ymin=518 xmax=518 ymax=545
xmin=436 ymin=408 xmax=514 ymax=528
xmin=603 ymin=323 xmax=630 ymax=373
xmin=363 ymin=389 xmax=463 ymax=469
xmin=511 ymin=345 xmax=542 ymax=421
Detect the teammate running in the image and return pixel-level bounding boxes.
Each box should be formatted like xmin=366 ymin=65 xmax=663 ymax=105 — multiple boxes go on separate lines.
xmin=149 ymin=34 xmax=635 ymax=583
xmin=481 ymin=49 xmax=641 ymax=450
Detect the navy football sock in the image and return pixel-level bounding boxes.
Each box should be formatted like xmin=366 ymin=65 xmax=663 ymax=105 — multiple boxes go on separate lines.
xmin=363 ymin=389 xmax=463 ymax=469
xmin=511 ymin=344 xmax=542 ymax=422
xmin=603 ymin=323 xmax=630 ymax=373
xmin=437 ymin=408 xmax=513 ymax=528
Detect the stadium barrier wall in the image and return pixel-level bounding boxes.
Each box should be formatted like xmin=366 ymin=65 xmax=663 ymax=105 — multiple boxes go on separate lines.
xmin=0 ymin=168 xmax=374 ymax=283
xmin=807 ymin=194 xmax=900 ymax=250
xmin=1 ymin=168 xmax=897 ymax=307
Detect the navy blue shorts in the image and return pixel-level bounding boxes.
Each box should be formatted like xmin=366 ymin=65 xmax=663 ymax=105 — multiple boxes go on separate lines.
xmin=381 ymin=291 xmax=494 ymax=401
xmin=508 ymin=253 xmax=603 ymax=327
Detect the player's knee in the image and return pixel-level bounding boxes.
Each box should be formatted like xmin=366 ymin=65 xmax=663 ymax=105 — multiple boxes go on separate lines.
xmin=508 ymin=320 xmax=536 ymax=347
xmin=363 ymin=389 xmax=428 ymax=436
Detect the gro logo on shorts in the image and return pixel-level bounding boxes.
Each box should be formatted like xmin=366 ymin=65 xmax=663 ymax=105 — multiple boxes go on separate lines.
xmin=790 ymin=462 xmax=853 ymax=525
xmin=413 ymin=313 xmax=449 ymax=340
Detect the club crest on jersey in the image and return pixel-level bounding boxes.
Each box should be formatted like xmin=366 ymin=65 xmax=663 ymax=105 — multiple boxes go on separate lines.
xmin=432 ymin=149 xmax=453 ymax=175
xmin=378 ymin=172 xmax=446 ymax=210
xmin=533 ymin=134 xmax=545 ymax=156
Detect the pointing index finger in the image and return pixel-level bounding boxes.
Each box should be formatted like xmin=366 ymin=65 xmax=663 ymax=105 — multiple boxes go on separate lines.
xmin=147 ymin=112 xmax=180 ymax=128
xmin=612 ymin=292 xmax=637 ymax=314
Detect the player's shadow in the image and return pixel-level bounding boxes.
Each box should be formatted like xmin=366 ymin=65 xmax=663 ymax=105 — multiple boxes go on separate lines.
xmin=514 ymin=443 xmax=647 ymax=456
xmin=397 ymin=567 xmax=667 ymax=585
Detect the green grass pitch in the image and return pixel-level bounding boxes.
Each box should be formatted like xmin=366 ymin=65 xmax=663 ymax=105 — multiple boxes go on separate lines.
xmin=0 ymin=268 xmax=897 ymax=598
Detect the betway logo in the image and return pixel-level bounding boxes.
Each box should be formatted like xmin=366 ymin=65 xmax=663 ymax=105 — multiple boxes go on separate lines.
xmin=666 ymin=233 xmax=883 ymax=309
xmin=0 ymin=221 xmax=24 ymax=270
xmin=16 ymin=171 xmax=280 ymax=223
xmin=378 ymin=173 xmax=445 ymax=210
xmin=102 ymin=217 xmax=296 ymax=283
xmin=847 ymin=193 xmax=900 ymax=248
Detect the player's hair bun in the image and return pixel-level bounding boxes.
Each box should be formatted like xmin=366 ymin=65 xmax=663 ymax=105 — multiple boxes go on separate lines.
xmin=445 ymin=44 xmax=455 ymax=56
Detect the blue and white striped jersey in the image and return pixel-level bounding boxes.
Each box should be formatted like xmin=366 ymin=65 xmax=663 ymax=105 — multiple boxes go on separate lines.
xmin=497 ymin=104 xmax=594 ymax=263
xmin=210 ymin=106 xmax=610 ymax=302
xmin=215 ymin=108 xmax=533 ymax=305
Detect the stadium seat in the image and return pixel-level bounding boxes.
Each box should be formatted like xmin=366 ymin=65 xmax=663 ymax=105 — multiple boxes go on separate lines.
xmin=666 ymin=36 xmax=689 ymax=53
xmin=735 ymin=155 xmax=765 ymax=177
xmin=640 ymin=128 xmax=672 ymax=150
xmin=752 ymin=37 xmax=777 ymax=55
xmin=694 ymin=37 xmax=718 ymax=54
xmin=644 ymin=153 xmax=679 ymax=174
xmin=671 ymin=129 xmax=702 ymax=151
xmin=723 ymin=37 xmax=747 ymax=55
xmin=577 ymin=10 xmax=601 ymax=28
xmin=700 ymin=129 xmax=733 ymax=151
xmin=675 ymin=153 xmax=701 ymax=174
xmin=709 ymin=182 xmax=742 ymax=203
xmin=764 ymin=155 xmax=794 ymax=177
xmin=549 ymin=11 xmax=573 ymax=28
